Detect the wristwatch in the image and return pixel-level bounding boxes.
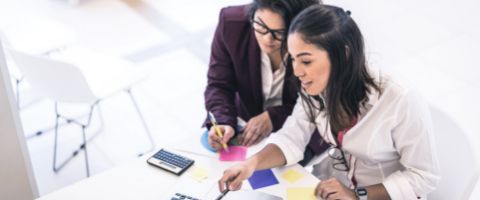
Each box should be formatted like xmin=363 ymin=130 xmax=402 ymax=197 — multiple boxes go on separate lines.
xmin=355 ymin=187 xmax=368 ymax=200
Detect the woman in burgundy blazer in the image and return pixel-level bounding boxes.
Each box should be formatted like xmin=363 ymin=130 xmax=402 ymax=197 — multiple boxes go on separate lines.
xmin=204 ymin=0 xmax=321 ymax=153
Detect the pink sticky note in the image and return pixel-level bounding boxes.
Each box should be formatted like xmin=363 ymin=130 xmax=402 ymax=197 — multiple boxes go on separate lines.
xmin=219 ymin=146 xmax=247 ymax=161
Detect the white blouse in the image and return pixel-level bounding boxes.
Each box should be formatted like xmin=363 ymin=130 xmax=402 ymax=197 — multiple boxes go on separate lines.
xmin=267 ymin=73 xmax=440 ymax=199
xmin=260 ymin=51 xmax=285 ymax=110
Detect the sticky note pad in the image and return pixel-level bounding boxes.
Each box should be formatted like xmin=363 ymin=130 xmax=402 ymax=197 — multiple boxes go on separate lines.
xmin=219 ymin=146 xmax=247 ymax=161
xmin=248 ymin=169 xmax=279 ymax=189
xmin=281 ymin=169 xmax=304 ymax=183
xmin=189 ymin=165 xmax=208 ymax=182
xmin=287 ymin=187 xmax=316 ymax=200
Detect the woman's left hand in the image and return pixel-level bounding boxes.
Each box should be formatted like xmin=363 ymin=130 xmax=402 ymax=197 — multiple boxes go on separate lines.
xmin=240 ymin=111 xmax=273 ymax=146
xmin=315 ymin=178 xmax=357 ymax=200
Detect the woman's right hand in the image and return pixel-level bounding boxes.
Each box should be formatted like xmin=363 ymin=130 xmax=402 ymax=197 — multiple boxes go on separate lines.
xmin=208 ymin=125 xmax=235 ymax=151
xmin=218 ymin=161 xmax=256 ymax=192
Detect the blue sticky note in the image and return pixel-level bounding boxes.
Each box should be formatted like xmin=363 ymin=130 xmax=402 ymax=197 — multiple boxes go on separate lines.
xmin=248 ymin=169 xmax=279 ymax=189
xmin=200 ymin=130 xmax=217 ymax=153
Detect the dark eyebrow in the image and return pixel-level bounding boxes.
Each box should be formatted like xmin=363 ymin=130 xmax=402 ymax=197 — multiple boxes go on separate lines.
xmin=295 ymin=52 xmax=312 ymax=58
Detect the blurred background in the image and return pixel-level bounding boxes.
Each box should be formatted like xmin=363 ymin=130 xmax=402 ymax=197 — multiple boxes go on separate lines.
xmin=0 ymin=0 xmax=479 ymax=198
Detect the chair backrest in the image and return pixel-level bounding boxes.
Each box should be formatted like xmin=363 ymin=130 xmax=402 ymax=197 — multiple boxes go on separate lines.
xmin=7 ymin=48 xmax=97 ymax=103
xmin=428 ymin=106 xmax=479 ymax=199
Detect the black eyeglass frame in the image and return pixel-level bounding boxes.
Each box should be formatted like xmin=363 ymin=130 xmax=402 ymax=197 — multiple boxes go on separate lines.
xmin=327 ymin=146 xmax=350 ymax=171
xmin=250 ymin=19 xmax=286 ymax=41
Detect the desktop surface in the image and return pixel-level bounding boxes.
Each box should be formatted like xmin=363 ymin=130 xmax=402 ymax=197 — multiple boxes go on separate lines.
xmin=36 ymin=140 xmax=320 ymax=200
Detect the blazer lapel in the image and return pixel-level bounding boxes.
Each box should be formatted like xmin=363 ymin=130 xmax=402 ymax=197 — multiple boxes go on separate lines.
xmin=248 ymin=30 xmax=263 ymax=113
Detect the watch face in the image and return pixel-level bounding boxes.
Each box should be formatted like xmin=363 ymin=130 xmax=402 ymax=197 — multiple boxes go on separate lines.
xmin=357 ymin=188 xmax=367 ymax=196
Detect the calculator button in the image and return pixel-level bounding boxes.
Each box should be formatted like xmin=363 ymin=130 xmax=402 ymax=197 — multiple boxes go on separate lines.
xmin=148 ymin=149 xmax=194 ymax=175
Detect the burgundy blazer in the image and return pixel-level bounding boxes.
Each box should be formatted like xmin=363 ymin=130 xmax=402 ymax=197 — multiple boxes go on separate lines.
xmin=204 ymin=5 xmax=298 ymax=132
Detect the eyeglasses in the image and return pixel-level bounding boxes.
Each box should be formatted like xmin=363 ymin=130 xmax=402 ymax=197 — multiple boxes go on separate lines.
xmin=251 ymin=19 xmax=285 ymax=41
xmin=327 ymin=146 xmax=350 ymax=171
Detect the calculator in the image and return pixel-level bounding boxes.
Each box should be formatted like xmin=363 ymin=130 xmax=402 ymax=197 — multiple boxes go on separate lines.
xmin=147 ymin=149 xmax=194 ymax=175
xmin=170 ymin=192 xmax=201 ymax=200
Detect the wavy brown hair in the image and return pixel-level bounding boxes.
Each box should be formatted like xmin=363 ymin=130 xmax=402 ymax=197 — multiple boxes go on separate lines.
xmin=289 ymin=5 xmax=381 ymax=134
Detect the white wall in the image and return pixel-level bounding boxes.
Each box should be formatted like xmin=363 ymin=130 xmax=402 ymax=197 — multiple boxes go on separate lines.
xmin=0 ymin=40 xmax=38 ymax=200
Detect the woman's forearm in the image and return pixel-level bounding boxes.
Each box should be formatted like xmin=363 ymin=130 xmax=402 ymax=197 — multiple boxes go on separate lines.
xmin=247 ymin=143 xmax=287 ymax=170
xmin=364 ymin=184 xmax=391 ymax=200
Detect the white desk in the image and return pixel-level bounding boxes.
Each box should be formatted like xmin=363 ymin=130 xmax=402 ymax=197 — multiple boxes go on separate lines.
xmin=36 ymin=140 xmax=320 ymax=200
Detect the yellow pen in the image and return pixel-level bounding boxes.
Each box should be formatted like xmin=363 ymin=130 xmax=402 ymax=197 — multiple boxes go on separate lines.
xmin=208 ymin=112 xmax=229 ymax=152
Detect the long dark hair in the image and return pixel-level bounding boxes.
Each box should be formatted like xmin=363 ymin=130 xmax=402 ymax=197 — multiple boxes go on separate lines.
xmin=288 ymin=5 xmax=381 ymax=133
xmin=247 ymin=0 xmax=321 ymax=55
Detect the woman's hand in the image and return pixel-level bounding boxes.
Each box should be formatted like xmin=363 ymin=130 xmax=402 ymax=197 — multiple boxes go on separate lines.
xmin=208 ymin=125 xmax=235 ymax=151
xmin=315 ymin=178 xmax=357 ymax=200
xmin=240 ymin=111 xmax=273 ymax=146
xmin=218 ymin=161 xmax=256 ymax=192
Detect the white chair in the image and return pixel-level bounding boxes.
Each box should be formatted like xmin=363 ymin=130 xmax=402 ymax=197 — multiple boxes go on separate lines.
xmin=428 ymin=106 xmax=479 ymax=199
xmin=7 ymin=47 xmax=155 ymax=177
xmin=1 ymin=18 xmax=78 ymax=138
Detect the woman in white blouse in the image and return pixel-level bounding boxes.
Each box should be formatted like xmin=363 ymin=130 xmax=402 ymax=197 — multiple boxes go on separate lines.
xmin=218 ymin=4 xmax=440 ymax=200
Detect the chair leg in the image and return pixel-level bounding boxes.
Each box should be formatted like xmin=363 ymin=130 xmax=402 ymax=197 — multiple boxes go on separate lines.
xmin=16 ymin=79 xmax=67 ymax=141
xmin=52 ymin=102 xmax=96 ymax=177
xmin=52 ymin=102 xmax=77 ymax=173
xmin=52 ymin=106 xmax=79 ymax=173
xmin=125 ymin=89 xmax=155 ymax=156
xmin=81 ymin=125 xmax=90 ymax=177
xmin=78 ymin=104 xmax=104 ymax=144
xmin=15 ymin=78 xmax=21 ymax=109
xmin=27 ymin=101 xmax=93 ymax=140
xmin=52 ymin=102 xmax=60 ymax=173
xmin=26 ymin=119 xmax=71 ymax=140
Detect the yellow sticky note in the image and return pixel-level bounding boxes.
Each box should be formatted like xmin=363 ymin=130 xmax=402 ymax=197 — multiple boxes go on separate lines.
xmin=281 ymin=169 xmax=304 ymax=183
xmin=287 ymin=187 xmax=316 ymax=200
xmin=189 ymin=166 xmax=208 ymax=182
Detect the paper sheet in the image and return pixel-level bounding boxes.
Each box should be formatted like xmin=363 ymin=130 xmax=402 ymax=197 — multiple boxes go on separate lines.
xmin=188 ymin=165 xmax=209 ymax=182
xmin=248 ymin=169 xmax=279 ymax=190
xmin=281 ymin=169 xmax=304 ymax=184
xmin=169 ymin=173 xmax=217 ymax=199
xmin=223 ymin=190 xmax=282 ymax=200
xmin=286 ymin=187 xmax=316 ymax=200
xmin=219 ymin=146 xmax=247 ymax=161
